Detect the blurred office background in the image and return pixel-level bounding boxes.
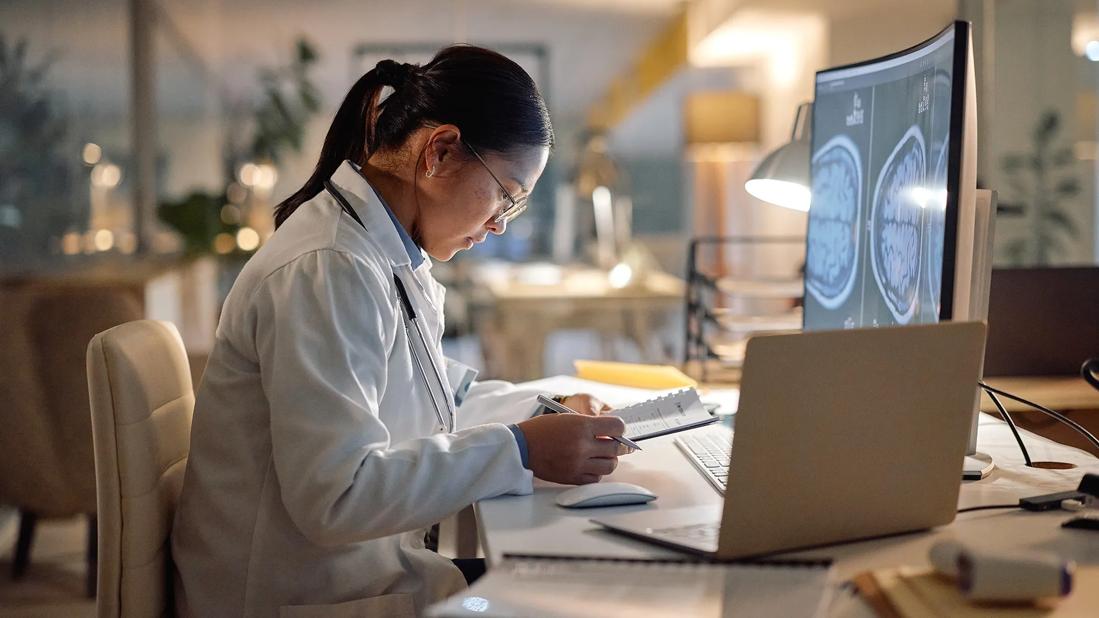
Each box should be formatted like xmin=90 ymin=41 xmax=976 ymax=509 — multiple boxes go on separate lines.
xmin=2 ymin=0 xmax=1099 ymax=613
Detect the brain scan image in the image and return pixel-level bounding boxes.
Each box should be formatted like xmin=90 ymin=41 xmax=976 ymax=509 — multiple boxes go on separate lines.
xmin=870 ymin=125 xmax=927 ymax=324
xmin=807 ymin=135 xmax=863 ymax=309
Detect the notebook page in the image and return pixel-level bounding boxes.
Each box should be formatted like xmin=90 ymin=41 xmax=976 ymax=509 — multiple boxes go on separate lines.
xmin=610 ymin=389 xmax=713 ymax=439
xmin=427 ymin=556 xmax=833 ymax=617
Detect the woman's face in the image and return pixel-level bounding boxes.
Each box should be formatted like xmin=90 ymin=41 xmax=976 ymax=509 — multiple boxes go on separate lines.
xmin=416 ymin=127 xmax=549 ymax=261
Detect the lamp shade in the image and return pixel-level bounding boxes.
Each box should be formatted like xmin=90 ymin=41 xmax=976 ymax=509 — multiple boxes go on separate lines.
xmin=745 ymin=102 xmax=812 ymax=211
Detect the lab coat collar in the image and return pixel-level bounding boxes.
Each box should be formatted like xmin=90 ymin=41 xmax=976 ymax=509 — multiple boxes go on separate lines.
xmin=330 ymin=160 xmax=430 ymax=272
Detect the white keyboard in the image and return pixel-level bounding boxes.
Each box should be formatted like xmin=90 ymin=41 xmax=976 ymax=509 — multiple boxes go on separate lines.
xmin=674 ymin=428 xmax=732 ymax=494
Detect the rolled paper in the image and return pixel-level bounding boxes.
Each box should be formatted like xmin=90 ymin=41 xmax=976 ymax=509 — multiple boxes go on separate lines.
xmin=957 ymin=549 xmax=1075 ymax=602
xmin=929 ymin=540 xmax=964 ymax=578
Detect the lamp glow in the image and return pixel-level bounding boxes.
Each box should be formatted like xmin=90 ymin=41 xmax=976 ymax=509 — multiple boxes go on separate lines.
xmin=1087 ymin=40 xmax=1099 ymax=62
xmin=745 ymin=178 xmax=810 ymax=212
xmin=745 ymin=102 xmax=812 ymax=212
xmin=608 ymin=262 xmax=633 ymax=289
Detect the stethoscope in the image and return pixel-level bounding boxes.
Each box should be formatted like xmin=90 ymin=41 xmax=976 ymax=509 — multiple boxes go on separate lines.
xmin=324 ymin=180 xmax=456 ymax=433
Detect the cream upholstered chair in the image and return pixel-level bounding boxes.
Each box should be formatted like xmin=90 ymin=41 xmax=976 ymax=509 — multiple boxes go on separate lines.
xmin=87 ymin=320 xmax=194 ymax=617
xmin=0 ymin=284 xmax=142 ymax=596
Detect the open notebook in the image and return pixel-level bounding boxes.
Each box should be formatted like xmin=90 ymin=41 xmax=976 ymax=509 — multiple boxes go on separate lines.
xmin=427 ymin=554 xmax=834 ymax=617
xmin=611 ymin=388 xmax=718 ymax=441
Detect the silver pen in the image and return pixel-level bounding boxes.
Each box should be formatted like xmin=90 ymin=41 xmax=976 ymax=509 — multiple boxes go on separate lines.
xmin=536 ymin=394 xmax=643 ymax=451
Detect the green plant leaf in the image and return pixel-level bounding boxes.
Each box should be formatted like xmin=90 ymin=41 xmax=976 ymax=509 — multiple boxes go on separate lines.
xmin=1055 ymin=177 xmax=1080 ymax=196
xmin=1001 ymin=154 xmax=1024 ymax=172
xmin=1042 ymin=209 xmax=1078 ymax=238
xmin=1052 ymin=147 xmax=1074 ymax=166
xmin=297 ymin=38 xmax=318 ymax=64
xmin=1034 ymin=111 xmax=1059 ymax=144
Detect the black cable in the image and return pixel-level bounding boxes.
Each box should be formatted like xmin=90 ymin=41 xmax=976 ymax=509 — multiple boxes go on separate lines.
xmin=978 ymin=382 xmax=1099 ymax=453
xmin=986 ymin=390 xmax=1032 ymax=466
xmin=957 ymin=503 xmax=1019 ymax=514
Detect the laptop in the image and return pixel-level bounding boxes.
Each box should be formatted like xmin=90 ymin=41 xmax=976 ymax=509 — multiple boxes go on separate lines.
xmin=593 ymin=321 xmax=987 ymax=559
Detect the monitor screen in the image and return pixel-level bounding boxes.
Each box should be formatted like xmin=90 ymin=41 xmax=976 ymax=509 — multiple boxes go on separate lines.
xmin=804 ymin=24 xmax=958 ymax=331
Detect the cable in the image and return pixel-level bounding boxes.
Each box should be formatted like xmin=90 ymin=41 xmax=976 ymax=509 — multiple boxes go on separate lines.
xmin=978 ymin=382 xmax=1099 ymax=453
xmin=986 ymin=390 xmax=1032 ymax=466
xmin=957 ymin=503 xmax=1019 ymax=514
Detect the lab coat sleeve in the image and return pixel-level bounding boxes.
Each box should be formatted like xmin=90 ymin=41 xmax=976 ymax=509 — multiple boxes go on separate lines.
xmin=255 ymin=249 xmax=533 ymax=547
xmin=454 ymin=379 xmax=545 ymax=430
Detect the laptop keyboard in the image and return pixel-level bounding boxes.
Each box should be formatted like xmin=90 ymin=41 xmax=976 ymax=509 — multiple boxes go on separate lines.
xmin=675 ymin=429 xmax=732 ymax=494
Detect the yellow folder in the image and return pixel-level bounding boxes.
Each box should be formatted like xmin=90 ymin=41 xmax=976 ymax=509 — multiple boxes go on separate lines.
xmin=573 ymin=360 xmax=698 ymax=390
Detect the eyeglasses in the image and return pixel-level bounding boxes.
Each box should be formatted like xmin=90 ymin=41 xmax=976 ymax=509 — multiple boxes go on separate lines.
xmin=465 ymin=143 xmax=528 ymax=224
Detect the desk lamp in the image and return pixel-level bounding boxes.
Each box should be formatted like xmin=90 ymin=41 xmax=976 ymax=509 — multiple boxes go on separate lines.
xmin=744 ymin=102 xmax=812 ymax=212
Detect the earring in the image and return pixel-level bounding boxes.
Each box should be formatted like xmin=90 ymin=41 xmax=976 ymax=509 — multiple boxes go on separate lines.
xmin=426 ymin=167 xmax=436 ymax=178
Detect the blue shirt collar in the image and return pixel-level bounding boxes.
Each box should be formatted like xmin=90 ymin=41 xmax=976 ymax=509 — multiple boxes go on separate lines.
xmin=351 ymin=162 xmax=424 ymax=269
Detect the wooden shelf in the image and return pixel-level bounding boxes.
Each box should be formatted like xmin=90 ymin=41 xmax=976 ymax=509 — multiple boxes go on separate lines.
xmin=714 ymin=277 xmax=803 ymax=298
xmin=708 ymin=309 xmax=802 ymax=333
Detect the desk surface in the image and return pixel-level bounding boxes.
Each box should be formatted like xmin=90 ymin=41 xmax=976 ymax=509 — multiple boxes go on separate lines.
xmin=981 ymin=375 xmax=1099 ymax=413
xmin=476 ymin=382 xmax=1099 ymax=615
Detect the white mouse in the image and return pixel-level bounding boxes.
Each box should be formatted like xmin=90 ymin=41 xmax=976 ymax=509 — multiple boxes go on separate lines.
xmin=555 ymin=482 xmax=657 ymax=509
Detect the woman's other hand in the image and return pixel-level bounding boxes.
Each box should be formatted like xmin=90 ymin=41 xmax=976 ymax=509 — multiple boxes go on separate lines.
xmin=558 ymin=393 xmax=612 ymax=416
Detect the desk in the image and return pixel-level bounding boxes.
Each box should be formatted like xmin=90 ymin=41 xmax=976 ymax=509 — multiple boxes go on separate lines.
xmin=981 ymin=375 xmax=1099 ymax=457
xmin=475 ymin=381 xmax=1099 ymax=615
xmin=471 ymin=265 xmax=684 ymax=381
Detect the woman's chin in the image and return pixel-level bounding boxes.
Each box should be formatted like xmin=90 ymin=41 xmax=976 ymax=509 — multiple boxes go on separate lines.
xmin=426 ymin=244 xmax=461 ymax=262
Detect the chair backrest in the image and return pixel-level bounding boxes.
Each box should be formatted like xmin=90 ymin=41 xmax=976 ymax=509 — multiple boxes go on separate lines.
xmin=0 ymin=284 xmax=141 ymax=516
xmin=87 ymin=320 xmax=194 ymax=618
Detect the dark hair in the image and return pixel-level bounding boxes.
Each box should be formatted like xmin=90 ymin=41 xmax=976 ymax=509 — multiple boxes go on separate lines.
xmin=274 ymin=45 xmax=554 ymax=228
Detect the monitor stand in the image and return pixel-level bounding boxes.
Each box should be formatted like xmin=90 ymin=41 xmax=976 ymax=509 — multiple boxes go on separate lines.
xmin=960 ymin=190 xmax=998 ymax=482
xmin=963 ymin=452 xmax=994 ymax=480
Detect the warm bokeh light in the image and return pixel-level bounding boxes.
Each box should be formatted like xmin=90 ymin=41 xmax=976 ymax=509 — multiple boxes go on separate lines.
xmin=82 ymin=143 xmax=102 ymax=166
xmin=239 ymin=162 xmax=277 ymax=190
xmin=93 ymin=229 xmax=114 ymax=252
xmin=227 ymin=182 xmax=248 ymax=204
xmin=213 ymin=232 xmax=236 ymax=254
xmin=220 ymin=204 xmax=241 ymax=225
xmin=91 ymin=162 xmax=122 ymax=188
xmin=236 ymin=227 xmax=261 ymax=251
xmin=61 ymin=231 xmax=82 ymax=255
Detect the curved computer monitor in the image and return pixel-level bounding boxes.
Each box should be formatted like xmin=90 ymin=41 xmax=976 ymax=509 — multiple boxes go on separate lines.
xmin=803 ymin=22 xmax=992 ymax=474
xmin=803 ymin=21 xmax=979 ymax=331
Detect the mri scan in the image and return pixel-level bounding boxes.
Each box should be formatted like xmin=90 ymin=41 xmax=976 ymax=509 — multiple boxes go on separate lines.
xmin=870 ymin=125 xmax=927 ymax=324
xmin=807 ymin=135 xmax=863 ymax=309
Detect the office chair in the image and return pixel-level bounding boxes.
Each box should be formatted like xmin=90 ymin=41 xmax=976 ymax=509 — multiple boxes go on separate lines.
xmin=87 ymin=320 xmax=194 ymax=617
xmin=0 ymin=284 xmax=141 ymax=596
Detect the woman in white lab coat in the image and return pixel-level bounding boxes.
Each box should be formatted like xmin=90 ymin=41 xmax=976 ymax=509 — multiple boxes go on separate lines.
xmin=171 ymin=46 xmax=629 ymax=617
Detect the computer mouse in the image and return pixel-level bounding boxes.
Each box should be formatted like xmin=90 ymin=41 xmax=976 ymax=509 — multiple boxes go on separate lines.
xmin=555 ymin=482 xmax=657 ymax=509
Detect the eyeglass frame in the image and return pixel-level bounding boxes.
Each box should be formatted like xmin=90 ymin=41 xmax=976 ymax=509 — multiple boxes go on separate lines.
xmin=463 ymin=142 xmax=528 ymax=224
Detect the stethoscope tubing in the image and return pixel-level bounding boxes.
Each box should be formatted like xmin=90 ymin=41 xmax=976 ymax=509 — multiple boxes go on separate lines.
xmin=324 ymin=181 xmax=456 ymax=432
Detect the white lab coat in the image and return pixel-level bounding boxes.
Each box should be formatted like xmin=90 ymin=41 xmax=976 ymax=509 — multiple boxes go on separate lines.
xmin=172 ymin=161 xmax=542 ymax=617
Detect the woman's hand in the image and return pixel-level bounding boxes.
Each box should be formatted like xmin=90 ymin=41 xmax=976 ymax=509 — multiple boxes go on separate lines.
xmin=517 ymin=414 xmax=630 ymax=485
xmin=558 ymin=393 xmax=612 ymax=416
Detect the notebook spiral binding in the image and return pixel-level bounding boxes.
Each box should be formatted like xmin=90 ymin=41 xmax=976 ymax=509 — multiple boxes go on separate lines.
xmin=613 ymin=388 xmax=695 ymax=415
xmin=502 ymin=552 xmax=832 ymax=569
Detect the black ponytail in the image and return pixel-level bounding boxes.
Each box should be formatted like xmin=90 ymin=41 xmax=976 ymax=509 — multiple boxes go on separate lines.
xmin=274 ymin=46 xmax=554 ymax=228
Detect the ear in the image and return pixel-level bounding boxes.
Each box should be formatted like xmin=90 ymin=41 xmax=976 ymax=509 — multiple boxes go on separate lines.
xmin=422 ymin=124 xmax=463 ymax=178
